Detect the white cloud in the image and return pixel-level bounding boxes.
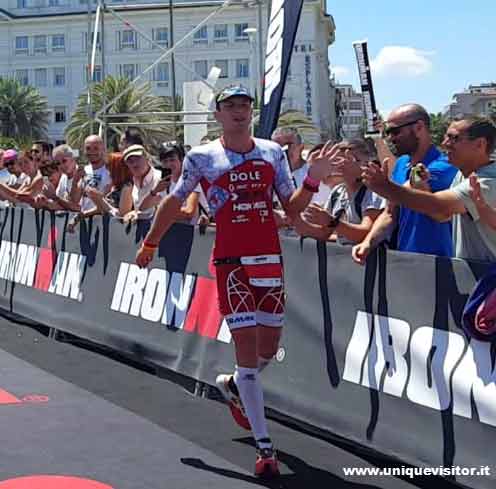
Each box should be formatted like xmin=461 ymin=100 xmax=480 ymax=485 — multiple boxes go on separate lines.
xmin=371 ymin=46 xmax=434 ymax=78
xmin=331 ymin=66 xmax=351 ymax=79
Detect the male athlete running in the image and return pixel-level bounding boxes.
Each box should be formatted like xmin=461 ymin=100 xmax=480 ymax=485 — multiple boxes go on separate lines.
xmin=136 ymin=85 xmax=332 ymax=478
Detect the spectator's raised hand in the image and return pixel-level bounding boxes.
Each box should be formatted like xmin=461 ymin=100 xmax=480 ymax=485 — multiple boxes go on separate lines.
xmin=408 ymin=163 xmax=431 ymax=191
xmin=273 ymin=208 xmax=291 ymax=228
xmin=152 ymin=178 xmax=170 ymax=196
xmin=373 ymin=117 xmax=385 ymax=136
xmin=361 ymin=159 xmax=391 ymax=196
xmin=469 ymin=174 xmax=486 ymax=208
xmin=302 ymin=203 xmax=332 ymax=227
xmin=73 ymin=167 xmax=86 ymax=183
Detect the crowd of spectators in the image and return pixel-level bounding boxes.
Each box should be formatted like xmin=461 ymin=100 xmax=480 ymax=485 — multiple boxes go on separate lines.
xmin=1 ymin=106 xmax=495 ymax=262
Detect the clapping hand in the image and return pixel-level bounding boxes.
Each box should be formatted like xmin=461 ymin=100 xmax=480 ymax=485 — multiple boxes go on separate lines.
xmin=469 ymin=174 xmax=486 ymax=208
xmin=409 ymin=163 xmax=431 ymax=190
xmin=302 ymin=203 xmax=333 ymax=227
xmin=361 ymin=159 xmax=391 ymax=196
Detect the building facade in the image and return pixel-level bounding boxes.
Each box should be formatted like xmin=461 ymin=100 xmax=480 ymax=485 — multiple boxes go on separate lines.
xmin=335 ymin=83 xmax=365 ymax=139
xmin=444 ymin=83 xmax=496 ymax=120
xmin=0 ymin=0 xmax=336 ymax=145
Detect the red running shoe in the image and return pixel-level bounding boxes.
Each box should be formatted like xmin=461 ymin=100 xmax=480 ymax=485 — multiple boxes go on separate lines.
xmin=255 ymin=446 xmax=280 ymax=479
xmin=215 ymin=374 xmax=251 ymax=431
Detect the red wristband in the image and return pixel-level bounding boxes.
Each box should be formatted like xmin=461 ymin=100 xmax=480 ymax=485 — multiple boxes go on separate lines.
xmin=304 ymin=174 xmax=320 ymax=187
xmin=303 ymin=182 xmax=319 ymax=193
xmin=143 ymin=240 xmax=158 ymax=250
xmin=303 ymin=175 xmax=319 ymax=193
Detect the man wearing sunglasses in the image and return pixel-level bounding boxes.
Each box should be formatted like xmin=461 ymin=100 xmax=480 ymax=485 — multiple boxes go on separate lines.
xmin=30 ymin=141 xmax=51 ymax=166
xmin=352 ymin=104 xmax=458 ymax=265
xmin=361 ymin=117 xmax=496 ymax=262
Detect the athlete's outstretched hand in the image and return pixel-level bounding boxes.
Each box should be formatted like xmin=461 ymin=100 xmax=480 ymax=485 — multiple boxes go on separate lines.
xmin=307 ymin=140 xmax=342 ymax=181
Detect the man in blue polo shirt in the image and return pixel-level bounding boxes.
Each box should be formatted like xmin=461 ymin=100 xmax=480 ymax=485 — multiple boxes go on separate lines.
xmin=352 ymin=104 xmax=458 ymax=265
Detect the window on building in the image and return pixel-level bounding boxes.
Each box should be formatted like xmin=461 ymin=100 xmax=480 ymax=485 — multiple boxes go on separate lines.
xmin=214 ymin=24 xmax=228 ymax=41
xmin=49 ymin=0 xmax=61 ymax=6
xmin=54 ymin=106 xmax=66 ymax=123
xmin=15 ymin=36 xmax=28 ymax=55
xmin=349 ymin=102 xmax=363 ymax=110
xmin=119 ymin=30 xmax=137 ymax=50
xmin=193 ymin=26 xmax=208 ymax=43
xmin=120 ymin=64 xmax=137 ymax=80
xmin=34 ymin=35 xmax=47 ymax=54
xmin=86 ymin=65 xmax=102 ymax=83
xmin=236 ymin=59 xmax=249 ymax=78
xmin=153 ymin=28 xmax=168 ymax=48
xmin=235 ymin=23 xmax=249 ymax=40
xmin=53 ymin=67 xmax=65 ymax=87
xmin=15 ymin=69 xmax=28 ymax=86
xmin=52 ymin=35 xmax=65 ymax=52
xmin=35 ymin=68 xmax=47 ymax=88
xmin=194 ymin=60 xmax=208 ymax=79
xmin=17 ymin=0 xmax=27 ymax=7
xmin=155 ymin=63 xmax=169 ymax=83
xmin=215 ymin=60 xmax=229 ymax=78
xmin=84 ymin=32 xmax=101 ymax=52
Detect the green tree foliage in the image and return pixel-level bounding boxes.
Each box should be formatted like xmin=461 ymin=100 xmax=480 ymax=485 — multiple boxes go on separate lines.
xmin=430 ymin=112 xmax=450 ymax=147
xmin=0 ymin=78 xmax=49 ymax=141
xmin=65 ymin=76 xmax=183 ymax=150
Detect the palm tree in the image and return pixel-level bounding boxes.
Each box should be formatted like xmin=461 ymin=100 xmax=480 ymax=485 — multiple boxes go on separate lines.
xmin=65 ymin=76 xmax=182 ymax=150
xmin=0 ymin=78 xmax=49 ymax=141
xmin=429 ymin=112 xmax=450 ymax=147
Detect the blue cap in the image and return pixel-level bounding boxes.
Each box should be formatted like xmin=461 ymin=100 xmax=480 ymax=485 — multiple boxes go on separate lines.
xmin=215 ymin=85 xmax=254 ymax=104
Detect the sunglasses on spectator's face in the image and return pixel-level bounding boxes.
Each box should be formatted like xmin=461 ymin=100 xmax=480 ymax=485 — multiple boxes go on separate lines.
xmin=31 ymin=148 xmax=41 ymax=154
xmin=384 ymin=119 xmax=420 ymax=137
xmin=443 ymin=132 xmax=471 ymax=144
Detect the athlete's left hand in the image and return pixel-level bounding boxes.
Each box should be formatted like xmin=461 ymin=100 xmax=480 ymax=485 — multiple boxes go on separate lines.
xmin=307 ymin=140 xmax=342 ymax=181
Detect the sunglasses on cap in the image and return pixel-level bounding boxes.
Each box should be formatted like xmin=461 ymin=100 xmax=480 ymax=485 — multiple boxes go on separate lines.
xmin=384 ymin=119 xmax=420 ymax=137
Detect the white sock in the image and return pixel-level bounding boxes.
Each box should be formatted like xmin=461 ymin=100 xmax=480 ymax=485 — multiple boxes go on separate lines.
xmin=234 ymin=366 xmax=269 ymax=442
xmin=258 ymin=356 xmax=272 ymax=373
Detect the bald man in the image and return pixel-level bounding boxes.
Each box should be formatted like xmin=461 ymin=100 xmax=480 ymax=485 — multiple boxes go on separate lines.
xmin=352 ymin=104 xmax=458 ymax=263
xmin=70 ymin=135 xmax=112 ymax=214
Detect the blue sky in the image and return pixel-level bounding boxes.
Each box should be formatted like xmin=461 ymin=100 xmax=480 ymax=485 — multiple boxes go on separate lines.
xmin=325 ymin=1 xmax=496 ymax=117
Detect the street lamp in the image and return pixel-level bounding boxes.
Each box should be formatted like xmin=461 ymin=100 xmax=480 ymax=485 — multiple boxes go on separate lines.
xmin=243 ymin=27 xmax=258 ymax=100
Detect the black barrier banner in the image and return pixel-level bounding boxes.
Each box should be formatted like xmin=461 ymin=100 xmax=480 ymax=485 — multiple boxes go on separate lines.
xmin=0 ymin=208 xmax=494 ymax=489
xmin=257 ymin=0 xmax=304 ymax=138
xmin=353 ymin=40 xmax=379 ymax=134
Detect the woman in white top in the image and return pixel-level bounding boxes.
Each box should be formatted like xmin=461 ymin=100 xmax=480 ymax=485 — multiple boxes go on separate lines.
xmin=155 ymin=142 xmax=202 ymax=225
xmin=122 ymin=143 xmax=200 ymax=224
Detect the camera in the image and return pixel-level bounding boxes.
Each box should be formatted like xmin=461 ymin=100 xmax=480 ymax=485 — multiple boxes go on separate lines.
xmin=156 ymin=166 xmax=172 ymax=179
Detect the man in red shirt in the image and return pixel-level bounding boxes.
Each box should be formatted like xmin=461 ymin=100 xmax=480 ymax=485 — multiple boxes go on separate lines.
xmin=136 ymin=85 xmax=332 ymax=478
